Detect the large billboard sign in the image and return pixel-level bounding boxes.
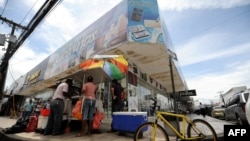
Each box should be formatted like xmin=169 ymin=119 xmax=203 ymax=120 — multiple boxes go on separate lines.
xmin=127 ymin=0 xmax=163 ymax=43
xmin=43 ymin=1 xmax=128 ymax=79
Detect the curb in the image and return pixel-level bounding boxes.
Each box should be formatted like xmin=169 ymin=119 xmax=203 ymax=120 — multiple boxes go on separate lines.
xmin=0 ymin=130 xmax=23 ymax=141
xmin=0 ymin=128 xmax=41 ymax=141
xmin=1 ymin=129 xmax=224 ymax=141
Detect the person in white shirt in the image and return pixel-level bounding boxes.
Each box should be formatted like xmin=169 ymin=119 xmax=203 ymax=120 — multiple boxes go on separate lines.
xmin=44 ymin=78 xmax=72 ymax=136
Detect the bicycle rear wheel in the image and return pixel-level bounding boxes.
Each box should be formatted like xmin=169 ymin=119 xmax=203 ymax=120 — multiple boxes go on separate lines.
xmin=187 ymin=119 xmax=218 ymax=141
xmin=134 ymin=122 xmax=169 ymax=141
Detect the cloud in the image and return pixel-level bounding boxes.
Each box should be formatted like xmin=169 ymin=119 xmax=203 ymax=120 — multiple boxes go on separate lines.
xmin=158 ymin=0 xmax=250 ymax=11
xmin=4 ymin=0 xmax=123 ymax=88
xmin=176 ymin=32 xmax=250 ymax=66
xmin=31 ymin=0 xmax=123 ymax=53
xmin=3 ymin=0 xmax=250 ymax=100
xmin=188 ymin=60 xmax=250 ymax=99
xmin=0 ymin=0 xmax=4 ymax=7
xmin=5 ymin=41 xmax=48 ymax=88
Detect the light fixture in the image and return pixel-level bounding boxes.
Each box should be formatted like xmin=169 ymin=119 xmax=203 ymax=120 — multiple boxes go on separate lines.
xmin=9 ymin=35 xmax=17 ymax=43
xmin=0 ymin=34 xmax=6 ymax=46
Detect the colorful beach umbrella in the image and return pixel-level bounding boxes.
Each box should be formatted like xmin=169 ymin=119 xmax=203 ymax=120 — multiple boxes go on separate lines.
xmin=79 ymin=55 xmax=128 ymax=80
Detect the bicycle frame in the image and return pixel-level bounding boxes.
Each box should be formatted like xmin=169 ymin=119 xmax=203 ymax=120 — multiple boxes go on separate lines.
xmin=154 ymin=111 xmax=206 ymax=140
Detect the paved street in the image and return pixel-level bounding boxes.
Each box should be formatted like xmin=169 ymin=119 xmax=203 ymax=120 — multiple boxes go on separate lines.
xmin=0 ymin=114 xmax=234 ymax=141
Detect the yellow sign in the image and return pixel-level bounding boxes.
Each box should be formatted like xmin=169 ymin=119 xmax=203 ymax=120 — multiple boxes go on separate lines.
xmin=28 ymin=70 xmax=41 ymax=82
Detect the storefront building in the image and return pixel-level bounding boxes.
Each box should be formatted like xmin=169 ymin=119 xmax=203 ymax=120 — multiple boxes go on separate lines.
xmin=4 ymin=0 xmax=192 ymax=116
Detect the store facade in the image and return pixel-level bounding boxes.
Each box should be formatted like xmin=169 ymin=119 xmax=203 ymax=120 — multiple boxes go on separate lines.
xmin=5 ymin=0 xmax=191 ymax=116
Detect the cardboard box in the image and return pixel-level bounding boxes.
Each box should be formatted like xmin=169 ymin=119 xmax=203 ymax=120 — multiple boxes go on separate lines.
xmin=112 ymin=112 xmax=147 ymax=133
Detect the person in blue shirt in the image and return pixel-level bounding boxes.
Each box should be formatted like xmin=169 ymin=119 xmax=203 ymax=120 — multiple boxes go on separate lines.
xmin=21 ymin=99 xmax=34 ymax=120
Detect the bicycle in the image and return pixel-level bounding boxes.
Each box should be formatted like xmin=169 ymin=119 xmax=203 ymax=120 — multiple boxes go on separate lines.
xmin=134 ymin=111 xmax=218 ymax=141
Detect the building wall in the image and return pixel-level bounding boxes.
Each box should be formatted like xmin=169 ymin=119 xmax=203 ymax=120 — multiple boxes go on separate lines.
xmin=222 ymin=86 xmax=247 ymax=105
xmin=6 ymin=0 xmax=188 ymax=113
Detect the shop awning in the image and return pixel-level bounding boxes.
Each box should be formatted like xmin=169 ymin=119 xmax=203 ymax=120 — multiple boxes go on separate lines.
xmin=18 ymin=66 xmax=111 ymax=96
xmin=18 ymin=43 xmax=188 ymax=97
xmin=106 ymin=42 xmax=188 ymax=94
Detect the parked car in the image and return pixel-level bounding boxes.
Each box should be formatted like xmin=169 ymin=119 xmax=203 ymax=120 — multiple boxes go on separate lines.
xmin=211 ymin=106 xmax=225 ymax=119
xmin=224 ymin=92 xmax=249 ymax=125
xmin=245 ymin=90 xmax=250 ymax=125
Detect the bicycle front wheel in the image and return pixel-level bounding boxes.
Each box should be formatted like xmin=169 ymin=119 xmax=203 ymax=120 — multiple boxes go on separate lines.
xmin=134 ymin=122 xmax=169 ymax=141
xmin=187 ymin=119 xmax=218 ymax=141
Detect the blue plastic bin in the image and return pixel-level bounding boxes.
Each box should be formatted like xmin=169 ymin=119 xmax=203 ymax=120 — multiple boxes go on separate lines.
xmin=112 ymin=112 xmax=147 ymax=133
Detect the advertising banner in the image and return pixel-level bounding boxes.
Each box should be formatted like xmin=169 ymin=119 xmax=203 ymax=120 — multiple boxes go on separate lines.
xmin=127 ymin=0 xmax=163 ymax=43
xmin=43 ymin=1 xmax=128 ymax=79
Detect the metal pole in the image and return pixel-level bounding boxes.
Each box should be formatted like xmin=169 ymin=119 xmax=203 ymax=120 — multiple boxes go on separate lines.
xmin=0 ymin=25 xmax=16 ymax=97
xmin=169 ymin=56 xmax=180 ymax=137
xmin=218 ymin=91 xmax=225 ymax=106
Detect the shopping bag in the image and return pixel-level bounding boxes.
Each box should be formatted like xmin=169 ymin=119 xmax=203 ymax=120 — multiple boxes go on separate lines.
xmin=37 ymin=115 xmax=48 ymax=129
xmin=25 ymin=116 xmax=38 ymax=132
xmin=40 ymin=109 xmax=50 ymax=116
xmin=92 ymin=109 xmax=104 ymax=129
xmin=63 ymin=99 xmax=72 ymax=114
xmin=72 ymin=99 xmax=84 ymax=120
xmin=95 ymin=99 xmax=104 ymax=113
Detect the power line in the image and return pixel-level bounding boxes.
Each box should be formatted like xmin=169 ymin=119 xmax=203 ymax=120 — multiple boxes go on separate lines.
xmin=20 ymin=0 xmax=39 ymax=25
xmin=0 ymin=0 xmax=9 ymax=16
xmin=195 ymin=9 xmax=250 ymax=36
xmin=8 ymin=65 xmax=18 ymax=86
xmin=0 ymin=0 xmax=63 ymax=98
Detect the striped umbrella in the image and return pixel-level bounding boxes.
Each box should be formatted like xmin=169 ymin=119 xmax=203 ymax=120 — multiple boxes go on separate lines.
xmin=79 ymin=55 xmax=128 ymax=80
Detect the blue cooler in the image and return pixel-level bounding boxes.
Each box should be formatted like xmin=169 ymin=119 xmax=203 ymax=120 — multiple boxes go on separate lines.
xmin=112 ymin=112 xmax=147 ymax=133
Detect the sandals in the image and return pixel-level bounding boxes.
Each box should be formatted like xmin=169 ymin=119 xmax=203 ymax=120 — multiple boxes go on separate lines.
xmin=75 ymin=132 xmax=91 ymax=137
xmin=75 ymin=133 xmax=85 ymax=137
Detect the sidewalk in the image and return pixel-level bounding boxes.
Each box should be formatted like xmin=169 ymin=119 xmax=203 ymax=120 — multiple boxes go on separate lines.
xmin=0 ymin=114 xmax=234 ymax=141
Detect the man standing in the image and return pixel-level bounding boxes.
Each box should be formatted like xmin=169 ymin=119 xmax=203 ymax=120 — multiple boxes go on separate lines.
xmin=44 ymin=78 xmax=72 ymax=136
xmin=21 ymin=99 xmax=34 ymax=120
xmin=108 ymin=79 xmax=125 ymax=132
xmin=199 ymin=102 xmax=206 ymax=118
xmin=76 ymin=76 xmax=97 ymax=137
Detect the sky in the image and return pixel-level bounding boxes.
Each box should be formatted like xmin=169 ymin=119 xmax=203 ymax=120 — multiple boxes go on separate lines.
xmin=0 ymin=0 xmax=250 ymax=103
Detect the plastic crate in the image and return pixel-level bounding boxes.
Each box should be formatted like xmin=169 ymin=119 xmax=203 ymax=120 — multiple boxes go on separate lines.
xmin=112 ymin=112 xmax=147 ymax=133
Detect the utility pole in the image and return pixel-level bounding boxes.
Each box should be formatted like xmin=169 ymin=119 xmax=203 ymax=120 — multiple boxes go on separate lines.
xmin=0 ymin=16 xmax=26 ymax=99
xmin=168 ymin=48 xmax=180 ymax=139
xmin=0 ymin=0 xmax=62 ymax=99
xmin=217 ymin=91 xmax=225 ymax=106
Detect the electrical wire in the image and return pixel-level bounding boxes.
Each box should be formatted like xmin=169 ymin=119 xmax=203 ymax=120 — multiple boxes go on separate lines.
xmin=8 ymin=64 xmax=18 ymax=86
xmin=5 ymin=0 xmax=63 ymax=88
xmin=194 ymin=9 xmax=250 ymax=37
xmin=10 ymin=56 xmax=38 ymax=65
xmin=41 ymin=0 xmax=63 ymax=21
xmin=12 ymin=95 xmax=17 ymax=117
xmin=0 ymin=0 xmax=8 ymax=16
xmin=19 ymin=0 xmax=39 ymax=25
